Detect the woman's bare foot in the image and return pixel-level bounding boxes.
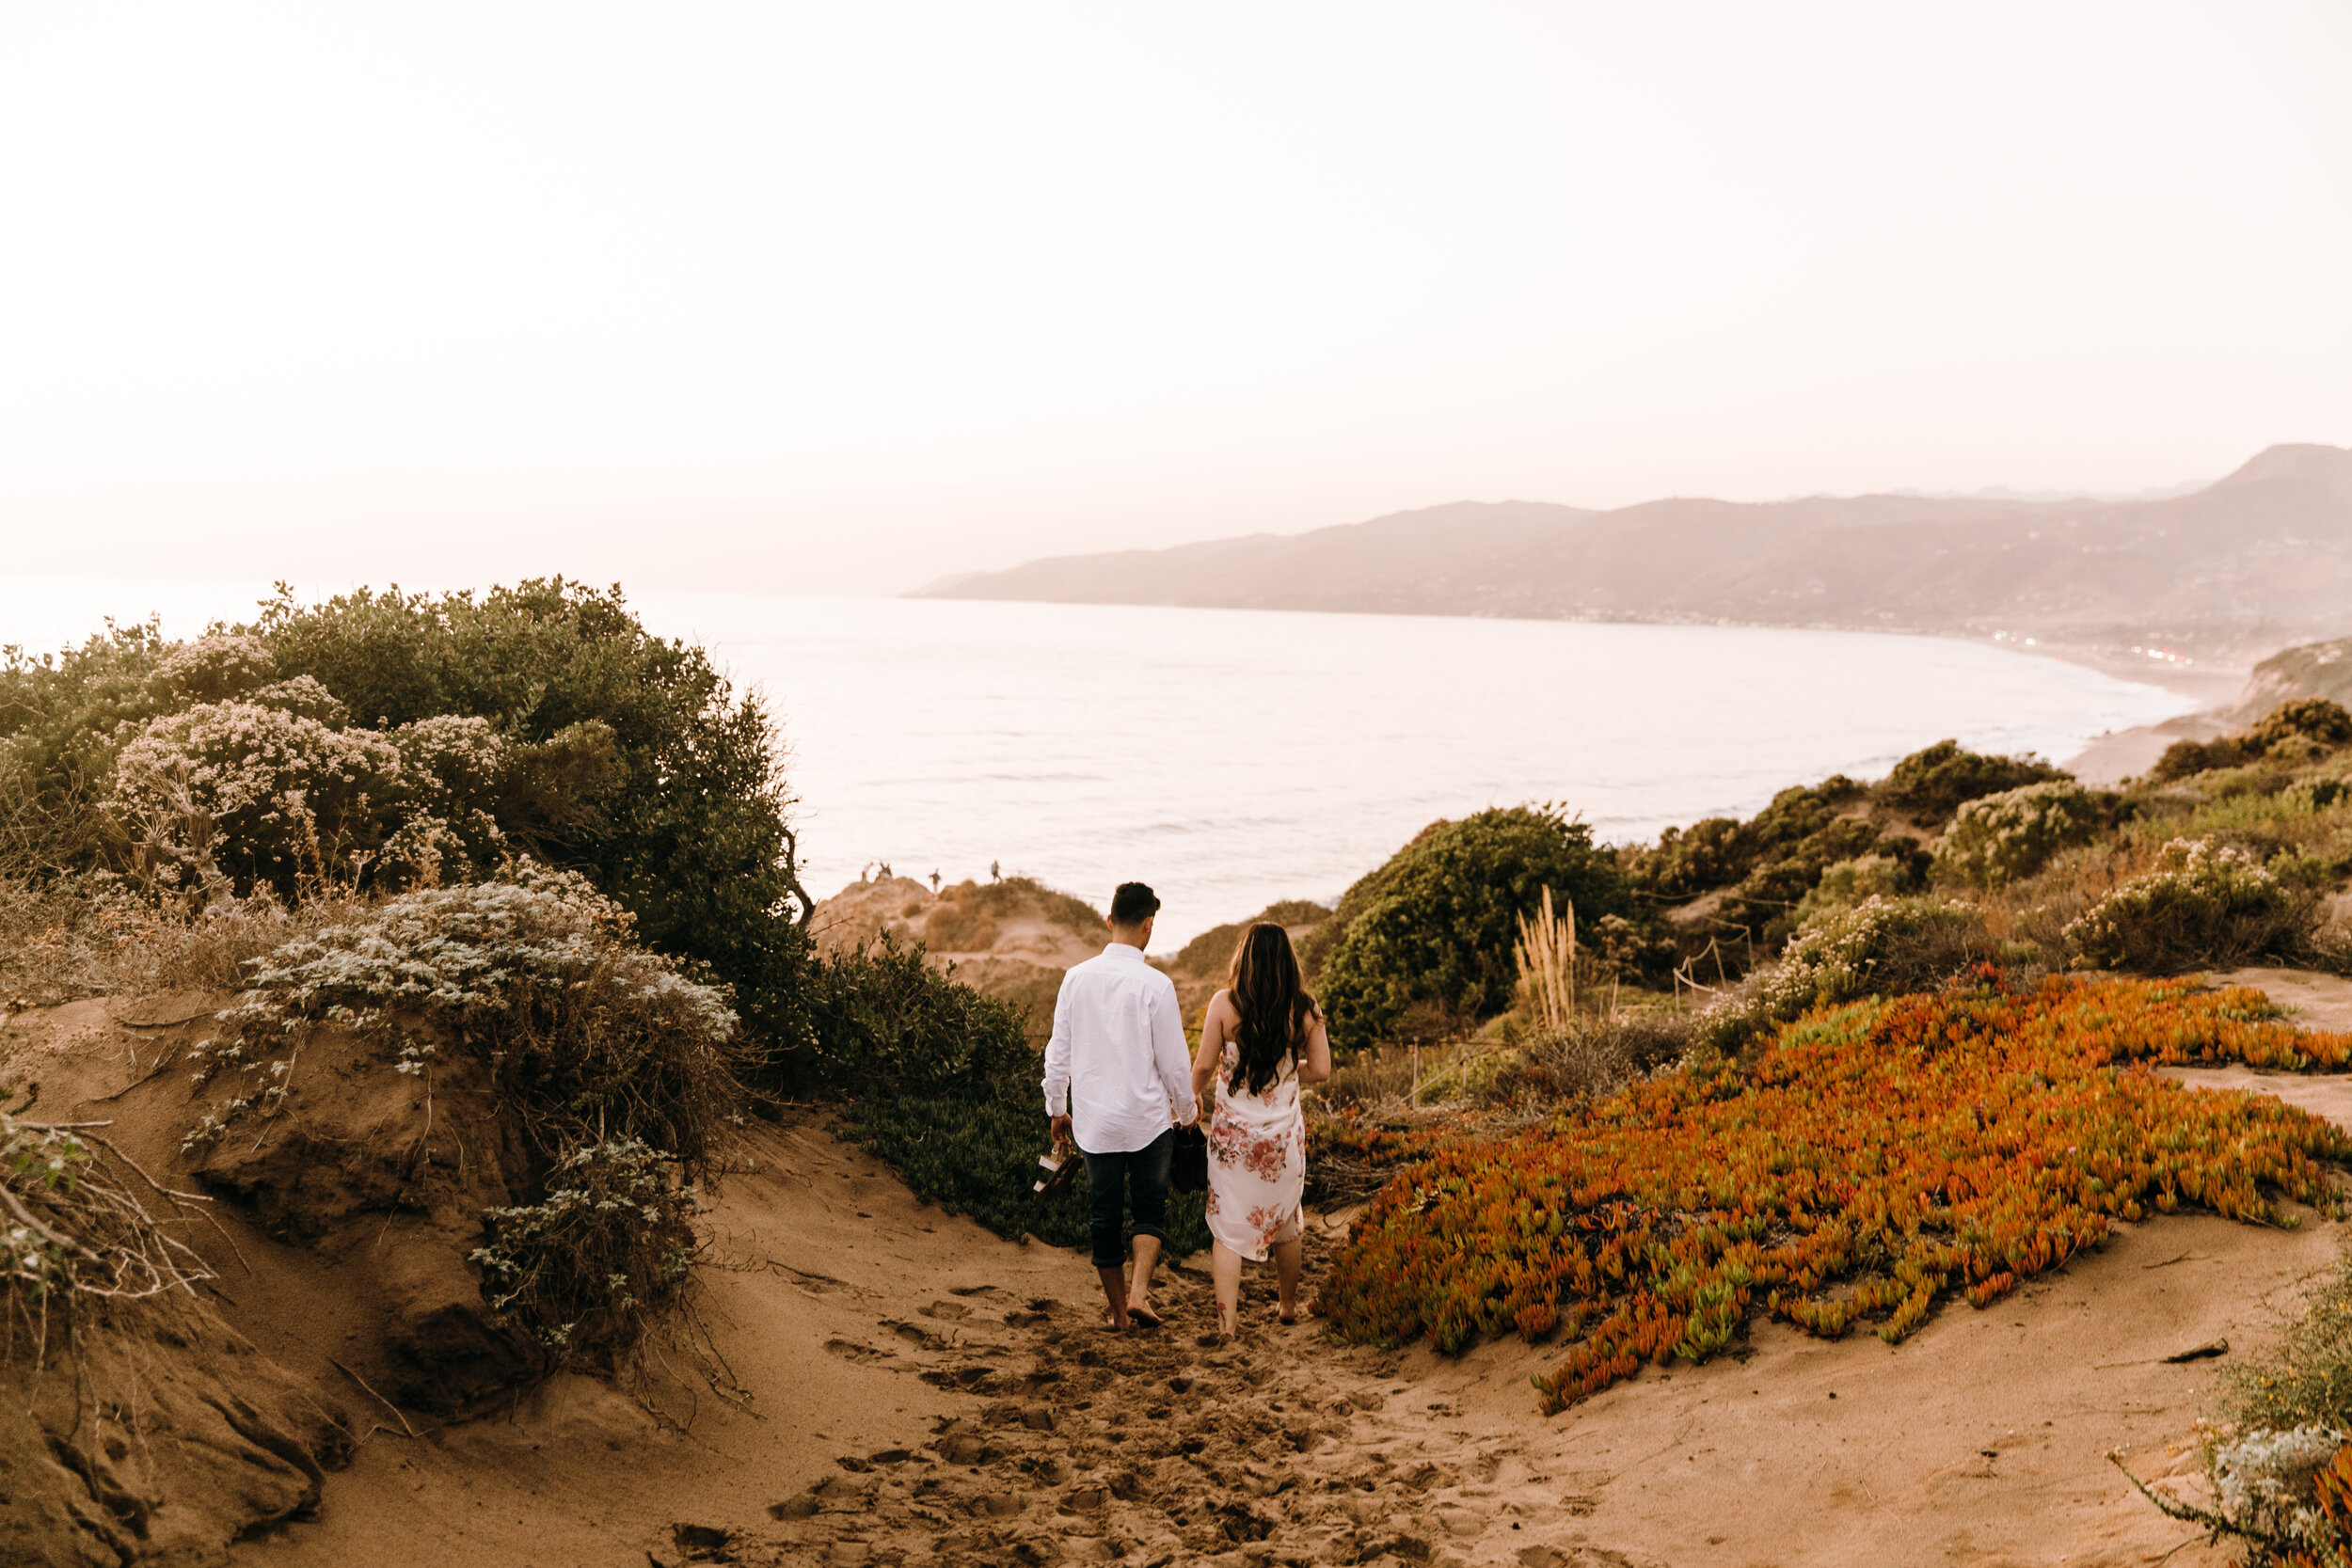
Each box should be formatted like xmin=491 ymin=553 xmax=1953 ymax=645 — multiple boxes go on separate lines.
xmin=1275 ymin=1307 xmax=1298 ymax=1325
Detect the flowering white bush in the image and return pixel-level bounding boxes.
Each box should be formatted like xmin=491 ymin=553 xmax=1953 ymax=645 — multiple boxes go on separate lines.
xmin=185 ymin=863 xmax=739 ymax=1362
xmin=1932 ymin=779 xmax=2105 ymax=888
xmin=241 ymin=675 xmax=350 ymax=726
xmin=110 ymin=699 xmax=404 ymax=902
xmin=2208 ymin=1425 xmax=2348 ymax=1551
xmin=147 ymin=633 xmax=277 ymax=705
xmin=2064 ymin=838 xmax=2305 ymax=972
xmin=383 ymin=715 xmax=508 ymax=880
xmin=470 ymin=1137 xmax=697 ymax=1355
xmin=1696 ymin=895 xmax=1995 ymax=1054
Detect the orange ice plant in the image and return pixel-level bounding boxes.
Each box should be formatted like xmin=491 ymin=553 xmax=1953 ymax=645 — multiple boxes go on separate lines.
xmin=1314 ymin=970 xmax=2352 ymax=1414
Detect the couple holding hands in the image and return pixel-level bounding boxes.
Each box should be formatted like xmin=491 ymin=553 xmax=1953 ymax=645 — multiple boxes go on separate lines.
xmin=1041 ymin=881 xmax=1333 ymax=1337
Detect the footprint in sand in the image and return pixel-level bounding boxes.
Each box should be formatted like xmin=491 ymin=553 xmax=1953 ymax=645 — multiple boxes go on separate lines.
xmin=820 ymin=1338 xmax=892 ymax=1362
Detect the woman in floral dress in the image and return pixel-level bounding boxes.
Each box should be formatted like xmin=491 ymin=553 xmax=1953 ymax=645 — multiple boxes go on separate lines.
xmin=1189 ymin=922 xmax=1333 ymax=1337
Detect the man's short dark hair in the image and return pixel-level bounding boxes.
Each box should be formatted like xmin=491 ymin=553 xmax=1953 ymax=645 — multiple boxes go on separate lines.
xmin=1108 ymin=881 xmax=1160 ymax=927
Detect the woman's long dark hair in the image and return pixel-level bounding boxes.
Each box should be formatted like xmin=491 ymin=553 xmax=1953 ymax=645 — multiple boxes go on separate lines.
xmin=1226 ymin=922 xmax=1317 ymax=1097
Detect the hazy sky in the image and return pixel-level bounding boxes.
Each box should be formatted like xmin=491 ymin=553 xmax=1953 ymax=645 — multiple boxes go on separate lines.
xmin=5 ymin=3 xmax=2348 ymax=595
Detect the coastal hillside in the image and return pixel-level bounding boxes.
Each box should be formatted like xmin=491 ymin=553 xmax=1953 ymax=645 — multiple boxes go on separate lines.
xmin=919 ymin=442 xmax=2352 ymax=666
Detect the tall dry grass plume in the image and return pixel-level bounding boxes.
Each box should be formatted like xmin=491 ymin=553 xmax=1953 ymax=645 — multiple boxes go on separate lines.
xmin=1514 ymin=886 xmax=1575 ymax=1033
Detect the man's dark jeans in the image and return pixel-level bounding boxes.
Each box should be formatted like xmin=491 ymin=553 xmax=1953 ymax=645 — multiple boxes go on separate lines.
xmin=1081 ymin=1129 xmax=1173 ymax=1271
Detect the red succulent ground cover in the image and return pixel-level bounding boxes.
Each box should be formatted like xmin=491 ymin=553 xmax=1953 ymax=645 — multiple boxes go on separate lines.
xmin=1308 ymin=1107 xmax=1454 ymax=1167
xmin=1315 ymin=970 xmax=2352 ymax=1414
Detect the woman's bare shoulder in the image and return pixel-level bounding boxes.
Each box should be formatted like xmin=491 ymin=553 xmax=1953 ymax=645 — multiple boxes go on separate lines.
xmin=1205 ymin=987 xmax=1236 ymax=1015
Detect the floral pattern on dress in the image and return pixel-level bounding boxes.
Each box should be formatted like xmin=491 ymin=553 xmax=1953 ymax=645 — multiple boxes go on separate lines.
xmin=1203 ymin=1039 xmax=1305 ymax=1263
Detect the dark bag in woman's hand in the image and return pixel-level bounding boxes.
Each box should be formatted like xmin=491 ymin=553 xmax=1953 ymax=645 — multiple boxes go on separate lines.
xmin=1170 ymin=1123 xmax=1209 ymax=1195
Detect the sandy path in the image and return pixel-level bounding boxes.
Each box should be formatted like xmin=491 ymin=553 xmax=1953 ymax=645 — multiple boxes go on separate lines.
xmin=220 ymin=1117 xmax=2341 ymax=1568
xmin=213 ymin=968 xmax=2352 ymax=1567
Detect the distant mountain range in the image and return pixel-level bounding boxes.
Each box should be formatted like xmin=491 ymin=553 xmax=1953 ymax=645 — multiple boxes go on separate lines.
xmin=915 ymin=444 xmax=2352 ymax=667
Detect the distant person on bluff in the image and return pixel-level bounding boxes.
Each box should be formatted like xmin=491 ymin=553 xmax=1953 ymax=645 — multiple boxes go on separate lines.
xmin=1190 ymin=922 xmax=1331 ymax=1338
xmin=1042 ymin=881 xmax=1200 ymax=1330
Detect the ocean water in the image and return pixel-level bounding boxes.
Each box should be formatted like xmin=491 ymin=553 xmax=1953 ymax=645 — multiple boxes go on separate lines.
xmin=628 ymin=594 xmax=2199 ymax=942
xmin=0 ymin=579 xmax=2199 ymax=945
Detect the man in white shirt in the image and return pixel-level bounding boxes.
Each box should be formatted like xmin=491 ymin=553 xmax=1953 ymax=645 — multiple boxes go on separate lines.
xmin=1043 ymin=881 xmax=1200 ymax=1331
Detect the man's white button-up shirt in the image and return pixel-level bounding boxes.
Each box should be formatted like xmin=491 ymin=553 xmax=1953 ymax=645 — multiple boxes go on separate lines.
xmin=1041 ymin=942 xmax=1200 ymax=1155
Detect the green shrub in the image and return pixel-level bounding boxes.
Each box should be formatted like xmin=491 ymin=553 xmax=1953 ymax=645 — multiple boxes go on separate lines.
xmin=1633 ymin=816 xmax=1750 ymax=899
xmin=812 ymin=939 xmax=1208 ymax=1252
xmin=2288 ymin=777 xmax=2352 ymax=814
xmin=1714 ymin=816 xmax=1895 ymax=945
xmin=1878 ymin=739 xmax=2063 ymax=826
xmin=2251 ymin=698 xmax=2352 ymax=752
xmin=1627 ymin=777 xmax=1867 ymax=901
xmin=1698 ymin=895 xmax=1997 ymax=1055
xmin=1793 ymin=853 xmax=1915 ymax=922
xmin=249 ymin=581 xmax=814 ymax=1044
xmin=2221 ymin=1247 xmax=2352 ymax=1438
xmin=1315 ymin=806 xmax=1632 ymax=1047
xmin=797 ymin=936 xmax=1036 ymax=1096
xmin=1763 ymin=895 xmax=1998 ymax=1017
xmin=1624 ymin=778 xmax=1917 ymax=965
xmin=2150 ymin=736 xmax=2240 ymax=783
xmin=2152 ymin=700 xmax=2352 ymax=783
xmin=0 ymin=621 xmax=174 ymax=874
xmin=2063 ymin=838 xmax=2312 ymax=973
xmin=1932 ymin=780 xmax=2107 ymax=889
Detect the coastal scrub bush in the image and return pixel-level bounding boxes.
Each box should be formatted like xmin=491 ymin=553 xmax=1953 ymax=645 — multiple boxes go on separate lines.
xmin=109 ymin=699 xmax=405 ymax=905
xmin=1878 ymin=739 xmax=2063 ymax=827
xmin=1696 ymin=895 xmax=1998 ymax=1055
xmin=0 ymin=621 xmax=173 ymax=874
xmin=2064 ymin=838 xmax=2314 ymax=972
xmin=192 ymin=863 xmax=739 ymax=1364
xmin=1631 ymin=817 xmax=1749 ymax=900
xmin=250 ymin=580 xmax=815 ymax=1045
xmin=1623 ymin=777 xmax=1927 ymax=967
xmin=1792 ymin=854 xmax=1914 ymax=923
xmin=2137 ymin=1251 xmax=2352 ymax=1565
xmin=814 ymin=938 xmax=1210 ymax=1253
xmin=1626 ymin=777 xmax=1867 ymax=902
xmin=800 ymin=935 xmax=1038 ymax=1097
xmin=1315 ymin=806 xmax=1631 ymax=1047
xmin=1932 ymin=780 xmax=2107 ymax=889
xmin=2153 ymin=700 xmax=2352 ymax=784
xmin=2224 ymin=1250 xmax=2352 ymax=1444
xmin=1711 ymin=815 xmax=1894 ymax=946
xmin=1315 ymin=973 xmax=2352 ymax=1412
xmin=2288 ymin=778 xmax=2352 ymax=815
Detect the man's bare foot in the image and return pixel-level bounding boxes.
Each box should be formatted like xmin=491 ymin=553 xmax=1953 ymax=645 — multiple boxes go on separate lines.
xmin=1100 ymin=1308 xmax=1128 ymax=1331
xmin=1126 ymin=1301 xmax=1164 ymax=1328
xmin=1276 ymin=1308 xmax=1298 ymax=1325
